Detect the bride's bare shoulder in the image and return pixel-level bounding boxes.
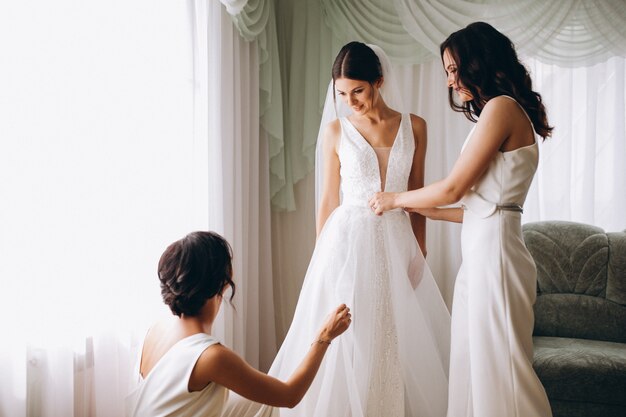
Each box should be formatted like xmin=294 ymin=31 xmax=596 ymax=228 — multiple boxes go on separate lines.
xmin=324 ymin=119 xmax=341 ymax=135
xmin=322 ymin=119 xmax=342 ymax=147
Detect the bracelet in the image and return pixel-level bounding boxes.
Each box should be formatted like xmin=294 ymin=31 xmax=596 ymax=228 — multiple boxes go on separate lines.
xmin=312 ymin=338 xmax=331 ymax=346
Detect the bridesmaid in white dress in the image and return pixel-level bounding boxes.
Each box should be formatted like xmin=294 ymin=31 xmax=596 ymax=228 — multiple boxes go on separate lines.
xmin=370 ymin=22 xmax=553 ymax=417
xmin=126 ymin=231 xmax=351 ymax=417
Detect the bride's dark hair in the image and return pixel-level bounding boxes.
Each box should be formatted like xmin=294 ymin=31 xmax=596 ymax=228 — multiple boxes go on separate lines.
xmin=331 ymin=41 xmax=382 ymax=102
xmin=440 ymin=22 xmax=553 ymax=139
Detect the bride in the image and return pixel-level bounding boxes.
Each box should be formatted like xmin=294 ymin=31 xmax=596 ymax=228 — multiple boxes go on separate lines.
xmin=229 ymin=42 xmax=450 ymax=417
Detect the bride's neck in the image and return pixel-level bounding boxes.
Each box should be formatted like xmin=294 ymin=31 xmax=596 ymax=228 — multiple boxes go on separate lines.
xmin=360 ymin=104 xmax=395 ymax=124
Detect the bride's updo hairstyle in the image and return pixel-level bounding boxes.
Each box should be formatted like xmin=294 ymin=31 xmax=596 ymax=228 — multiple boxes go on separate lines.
xmin=440 ymin=22 xmax=553 ymax=138
xmin=331 ymin=41 xmax=382 ymax=102
xmin=158 ymin=231 xmax=235 ymax=317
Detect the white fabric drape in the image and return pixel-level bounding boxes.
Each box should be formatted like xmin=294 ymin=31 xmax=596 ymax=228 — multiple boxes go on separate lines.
xmin=194 ymin=0 xmax=276 ymax=371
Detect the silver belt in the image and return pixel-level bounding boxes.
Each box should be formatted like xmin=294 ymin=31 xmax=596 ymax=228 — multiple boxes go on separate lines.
xmin=496 ymin=204 xmax=523 ymax=213
xmin=461 ymin=203 xmax=524 ymax=213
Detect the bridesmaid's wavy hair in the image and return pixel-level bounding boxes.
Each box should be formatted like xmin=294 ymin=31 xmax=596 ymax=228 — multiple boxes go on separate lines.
xmin=331 ymin=41 xmax=382 ymax=102
xmin=440 ymin=22 xmax=553 ymax=139
xmin=158 ymin=231 xmax=235 ymax=317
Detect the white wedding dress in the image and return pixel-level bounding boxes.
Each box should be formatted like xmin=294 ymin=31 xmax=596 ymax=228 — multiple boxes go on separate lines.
xmin=256 ymin=113 xmax=451 ymax=417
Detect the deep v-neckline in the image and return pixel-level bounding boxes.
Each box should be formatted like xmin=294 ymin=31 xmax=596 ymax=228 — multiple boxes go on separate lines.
xmin=344 ymin=114 xmax=403 ymax=192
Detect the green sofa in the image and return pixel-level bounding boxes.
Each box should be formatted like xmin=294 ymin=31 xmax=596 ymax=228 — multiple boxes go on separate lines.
xmin=523 ymin=221 xmax=626 ymax=417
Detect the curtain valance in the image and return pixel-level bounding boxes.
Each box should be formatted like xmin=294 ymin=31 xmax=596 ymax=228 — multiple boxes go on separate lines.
xmin=323 ymin=0 xmax=626 ymax=66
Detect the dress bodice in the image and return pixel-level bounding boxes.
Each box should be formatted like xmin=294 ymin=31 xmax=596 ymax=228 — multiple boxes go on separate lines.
xmin=126 ymin=333 xmax=227 ymax=417
xmin=461 ymin=98 xmax=538 ymax=218
xmin=338 ymin=114 xmax=415 ymax=208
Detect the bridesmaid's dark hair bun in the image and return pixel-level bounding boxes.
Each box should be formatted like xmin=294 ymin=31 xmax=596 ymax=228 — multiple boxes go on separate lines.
xmin=158 ymin=231 xmax=235 ymax=317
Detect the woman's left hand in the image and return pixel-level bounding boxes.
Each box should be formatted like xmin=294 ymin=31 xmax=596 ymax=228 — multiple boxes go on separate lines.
xmin=369 ymin=192 xmax=398 ymax=216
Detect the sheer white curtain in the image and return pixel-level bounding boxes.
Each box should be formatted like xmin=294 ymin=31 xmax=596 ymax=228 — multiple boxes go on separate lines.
xmin=193 ymin=0 xmax=276 ymax=371
xmin=0 ymin=1 xmax=195 ymax=415
xmin=523 ymin=56 xmax=626 ymax=232
xmin=0 ymin=1 xmax=276 ymax=415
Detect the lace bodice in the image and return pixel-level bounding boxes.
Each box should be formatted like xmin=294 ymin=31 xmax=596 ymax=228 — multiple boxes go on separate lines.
xmin=338 ymin=114 xmax=415 ymax=208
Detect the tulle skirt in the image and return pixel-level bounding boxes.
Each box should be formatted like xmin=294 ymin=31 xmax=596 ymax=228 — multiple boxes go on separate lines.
xmin=227 ymin=205 xmax=450 ymax=417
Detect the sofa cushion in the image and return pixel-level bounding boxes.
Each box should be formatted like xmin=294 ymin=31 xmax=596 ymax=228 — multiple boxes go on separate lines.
xmin=533 ymin=336 xmax=626 ymax=407
xmin=523 ymin=221 xmax=626 ymax=343
xmin=533 ymin=294 xmax=626 ymax=343
xmin=524 ymin=221 xmax=608 ymax=298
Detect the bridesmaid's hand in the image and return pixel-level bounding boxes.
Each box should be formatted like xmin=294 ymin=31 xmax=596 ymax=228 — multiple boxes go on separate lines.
xmin=368 ymin=192 xmax=398 ymax=216
xmin=317 ymin=304 xmax=352 ymax=342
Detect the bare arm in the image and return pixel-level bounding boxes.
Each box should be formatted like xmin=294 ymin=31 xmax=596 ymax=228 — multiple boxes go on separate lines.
xmin=192 ymin=305 xmax=351 ymax=408
xmin=408 ymin=207 xmax=464 ymax=223
xmin=370 ymin=97 xmax=516 ymax=213
xmin=407 ymin=114 xmax=427 ymax=256
xmin=316 ymin=121 xmax=341 ymax=238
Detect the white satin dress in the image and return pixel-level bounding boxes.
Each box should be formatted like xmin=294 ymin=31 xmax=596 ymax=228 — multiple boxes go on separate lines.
xmin=126 ymin=334 xmax=228 ymax=417
xmin=447 ymin=96 xmax=552 ymax=417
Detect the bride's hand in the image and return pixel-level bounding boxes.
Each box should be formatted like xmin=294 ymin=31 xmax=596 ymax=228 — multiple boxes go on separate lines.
xmin=368 ymin=192 xmax=398 ymax=216
xmin=317 ymin=304 xmax=351 ymax=342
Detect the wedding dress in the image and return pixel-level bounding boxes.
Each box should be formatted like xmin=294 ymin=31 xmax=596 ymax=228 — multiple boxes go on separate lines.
xmin=252 ymin=112 xmax=451 ymax=417
xmin=222 ymin=44 xmax=450 ymax=417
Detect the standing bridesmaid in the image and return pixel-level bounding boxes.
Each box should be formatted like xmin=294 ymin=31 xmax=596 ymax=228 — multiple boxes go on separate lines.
xmin=369 ymin=22 xmax=553 ymax=417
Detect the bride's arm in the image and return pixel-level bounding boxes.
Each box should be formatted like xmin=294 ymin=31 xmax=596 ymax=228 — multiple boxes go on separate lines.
xmin=407 ymin=114 xmax=428 ymax=256
xmin=316 ymin=121 xmax=341 ymax=238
